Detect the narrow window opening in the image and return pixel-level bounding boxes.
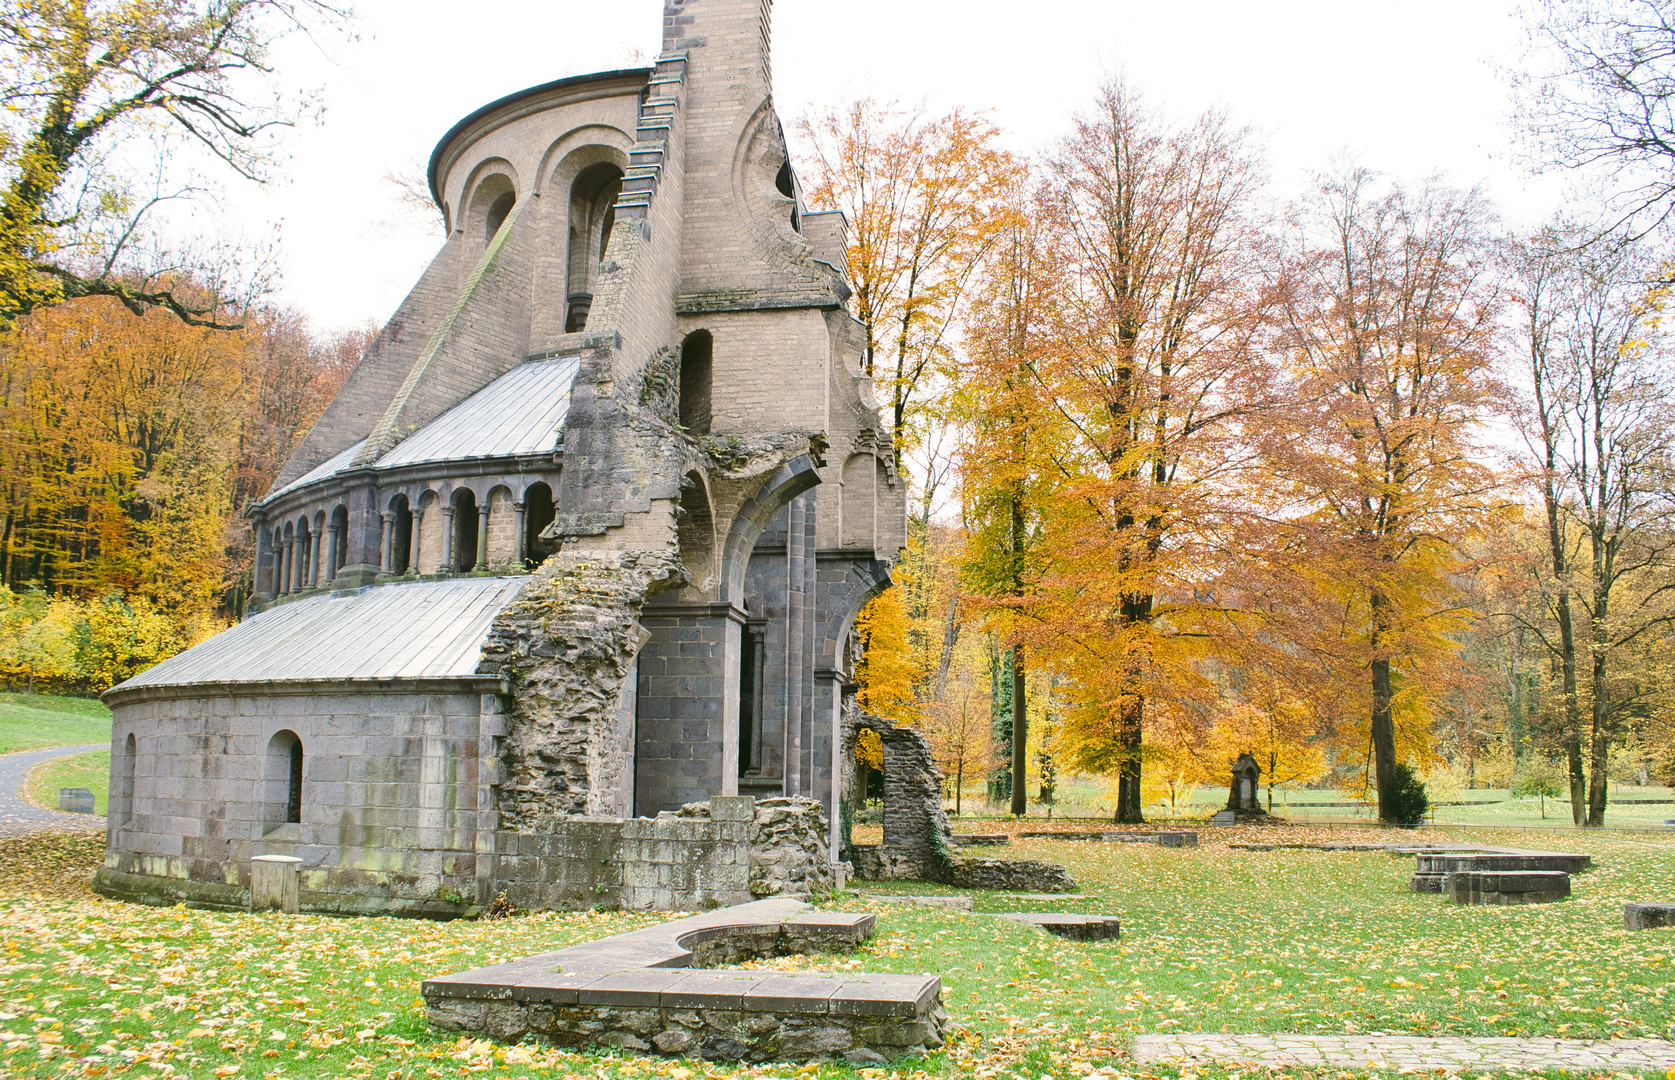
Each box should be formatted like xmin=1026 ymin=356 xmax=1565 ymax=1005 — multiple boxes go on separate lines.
xmin=679 ymin=331 xmax=713 ymax=435
xmin=117 ymin=733 xmax=136 ymax=825
xmin=776 ymin=163 xmax=801 ymax=233
xmin=452 ymin=489 xmax=479 ymax=572
xmin=287 ymin=740 xmax=303 ymax=825
xmin=484 ymin=191 xmax=515 ymax=244
xmin=265 ymin=730 xmax=303 ymax=833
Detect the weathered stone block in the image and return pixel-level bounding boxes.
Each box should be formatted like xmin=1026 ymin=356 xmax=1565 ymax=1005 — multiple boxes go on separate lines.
xmin=1624 ymin=902 xmax=1675 ymax=930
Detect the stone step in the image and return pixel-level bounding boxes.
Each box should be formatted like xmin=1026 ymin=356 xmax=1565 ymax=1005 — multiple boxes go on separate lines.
xmin=861 ymin=893 xmax=973 ymax=911
xmin=993 ymin=912 xmax=1122 ymax=941
xmin=1445 ymin=870 xmax=1571 ymax=905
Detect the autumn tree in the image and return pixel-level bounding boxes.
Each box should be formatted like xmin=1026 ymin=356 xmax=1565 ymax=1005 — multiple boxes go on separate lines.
xmin=0 ymin=295 xmax=356 ymax=634
xmin=1505 ymin=224 xmax=1675 ymax=825
xmin=795 ymin=99 xmax=1024 ymax=467
xmin=0 ymin=0 xmax=350 ymax=326
xmin=1265 ymin=167 xmax=1504 ymax=822
xmin=1003 ymin=76 xmax=1275 ymax=823
xmin=956 ymin=179 xmax=1059 ymax=816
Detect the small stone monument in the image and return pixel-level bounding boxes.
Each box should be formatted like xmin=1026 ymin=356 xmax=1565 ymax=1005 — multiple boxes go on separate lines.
xmin=1228 ymin=753 xmax=1261 ymax=812
xmin=58 ymin=787 xmax=95 ymax=814
xmin=250 ymin=855 xmax=303 ymax=914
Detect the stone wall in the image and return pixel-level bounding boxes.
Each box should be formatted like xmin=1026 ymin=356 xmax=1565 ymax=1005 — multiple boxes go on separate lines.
xmin=843 ymin=709 xmax=1075 ymax=893
xmin=488 ymin=796 xmax=833 ymax=912
xmin=95 ymin=682 xmax=496 ymax=918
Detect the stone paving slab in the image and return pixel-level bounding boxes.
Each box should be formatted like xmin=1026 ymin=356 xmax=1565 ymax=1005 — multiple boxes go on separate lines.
xmin=1135 ymin=1034 xmax=1675 ymax=1071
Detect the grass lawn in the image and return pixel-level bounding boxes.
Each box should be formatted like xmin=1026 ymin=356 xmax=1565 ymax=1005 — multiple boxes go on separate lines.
xmin=0 ymin=825 xmax=1671 ymax=1079
xmin=22 ymin=749 xmax=109 ymax=816
xmin=0 ymin=692 xmax=111 ymax=755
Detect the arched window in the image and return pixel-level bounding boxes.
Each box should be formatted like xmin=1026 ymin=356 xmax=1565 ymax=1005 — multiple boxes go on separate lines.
xmin=522 ymin=482 xmax=555 ymax=569
xmin=452 ymin=488 xmax=479 ymax=572
xmin=295 ymin=516 xmax=313 ymax=590
xmin=565 ymin=162 xmax=625 ymax=333
xmin=116 ymin=733 xmax=135 ymax=825
xmin=468 ymin=173 xmax=516 ymax=249
xmin=330 ymin=505 xmax=349 ymax=578
xmin=679 ymin=331 xmax=713 ymax=435
xmin=388 ymin=494 xmax=413 ymax=575
xmin=265 ymin=730 xmax=303 ymax=832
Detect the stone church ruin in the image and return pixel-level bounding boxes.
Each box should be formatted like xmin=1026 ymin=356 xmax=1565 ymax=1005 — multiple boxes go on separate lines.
xmin=94 ymin=0 xmax=922 ymax=917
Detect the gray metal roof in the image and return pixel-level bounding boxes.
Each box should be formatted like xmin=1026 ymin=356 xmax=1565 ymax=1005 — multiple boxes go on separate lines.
xmin=381 ymin=355 xmax=579 ymax=467
xmin=265 ymin=439 xmax=367 ymax=503
xmin=259 ymin=356 xmax=579 ymax=506
xmin=110 ymin=576 xmax=527 ymax=693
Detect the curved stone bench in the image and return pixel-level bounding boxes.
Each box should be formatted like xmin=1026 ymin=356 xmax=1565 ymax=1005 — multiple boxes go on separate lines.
xmin=423 ymin=898 xmax=946 ymax=1062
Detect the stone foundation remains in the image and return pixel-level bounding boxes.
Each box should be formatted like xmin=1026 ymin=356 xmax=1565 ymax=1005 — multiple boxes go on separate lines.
xmin=491 ymin=796 xmax=832 ymax=913
xmin=1409 ymin=848 xmax=1591 ymax=895
xmin=424 ymin=898 xmax=946 ymax=1062
xmin=1445 ymin=870 xmax=1571 ymax=905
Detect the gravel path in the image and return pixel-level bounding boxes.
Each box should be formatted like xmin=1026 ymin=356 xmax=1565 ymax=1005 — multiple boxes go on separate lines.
xmin=1134 ymin=1034 xmax=1675 ymax=1071
xmin=0 ymin=744 xmax=106 ymax=838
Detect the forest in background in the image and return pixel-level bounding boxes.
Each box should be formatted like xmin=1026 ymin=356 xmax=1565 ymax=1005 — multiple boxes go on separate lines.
xmin=0 ymin=301 xmax=362 ymax=693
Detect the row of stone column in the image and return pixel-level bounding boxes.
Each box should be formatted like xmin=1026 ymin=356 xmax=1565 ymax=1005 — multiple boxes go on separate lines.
xmin=272 ymin=526 xmax=341 ymax=597
xmin=260 ymin=497 xmax=537 ymax=600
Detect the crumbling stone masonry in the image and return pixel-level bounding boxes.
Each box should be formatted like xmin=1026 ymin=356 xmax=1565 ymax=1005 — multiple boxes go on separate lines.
xmin=842 ymin=709 xmax=1075 ymax=893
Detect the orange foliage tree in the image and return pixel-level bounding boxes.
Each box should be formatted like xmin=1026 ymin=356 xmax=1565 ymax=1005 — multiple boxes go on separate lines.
xmin=0 ymin=295 xmax=360 ymax=634
xmin=1258 ymin=167 xmax=1506 ymax=820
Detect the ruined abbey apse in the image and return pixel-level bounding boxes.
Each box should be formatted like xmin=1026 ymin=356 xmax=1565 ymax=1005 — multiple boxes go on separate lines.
xmin=94 ymin=0 xmax=911 ymax=916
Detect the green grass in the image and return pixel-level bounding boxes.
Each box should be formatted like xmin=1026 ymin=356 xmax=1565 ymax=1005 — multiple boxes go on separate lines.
xmin=0 ymin=827 xmax=1671 ymax=1079
xmin=22 ymin=748 xmax=108 ymax=816
xmin=0 ymin=692 xmax=110 ymax=754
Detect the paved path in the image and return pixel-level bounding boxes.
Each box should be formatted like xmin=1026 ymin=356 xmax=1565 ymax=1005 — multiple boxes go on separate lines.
xmin=1135 ymin=1034 xmax=1675 ymax=1071
xmin=0 ymin=744 xmax=106 ymax=838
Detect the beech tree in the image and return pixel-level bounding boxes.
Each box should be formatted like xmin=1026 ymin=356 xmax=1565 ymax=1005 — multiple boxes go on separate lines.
xmin=1016 ymin=77 xmax=1275 ymax=823
xmin=0 ymin=0 xmax=350 ymax=326
xmin=1506 ymin=224 xmax=1675 ymax=825
xmin=1267 ymin=167 xmax=1504 ymax=822
xmin=1513 ymin=0 xmax=1675 ymax=232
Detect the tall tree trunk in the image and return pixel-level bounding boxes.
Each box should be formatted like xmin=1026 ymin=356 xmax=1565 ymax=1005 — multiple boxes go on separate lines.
xmin=933 ymin=596 xmax=960 ymax=700
xmin=1556 ymin=589 xmax=1586 ymax=825
xmin=1369 ymin=591 xmax=1398 ymax=820
xmin=1113 ymin=694 xmax=1145 ymax=823
xmin=1586 ymin=588 xmax=1611 ymax=827
xmin=1009 ymin=650 xmax=1027 ymax=816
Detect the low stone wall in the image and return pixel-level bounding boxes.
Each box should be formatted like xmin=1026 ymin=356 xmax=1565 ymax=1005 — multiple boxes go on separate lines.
xmin=1411 ymin=848 xmax=1591 ymax=895
xmin=423 ymin=898 xmax=946 ymax=1062
xmin=490 ymin=796 xmax=833 ymax=912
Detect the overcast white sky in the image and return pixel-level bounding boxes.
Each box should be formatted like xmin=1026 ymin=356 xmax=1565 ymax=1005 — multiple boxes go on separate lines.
xmin=223 ymin=0 xmax=1568 ymax=334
